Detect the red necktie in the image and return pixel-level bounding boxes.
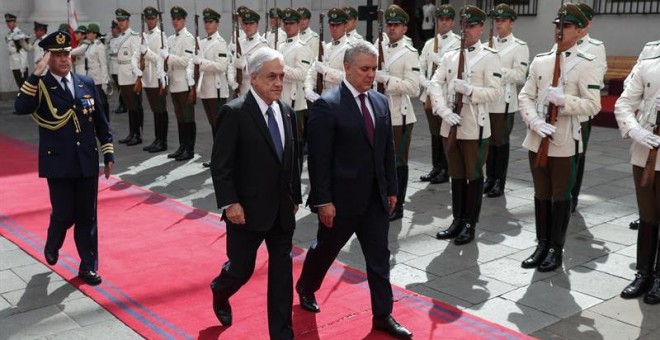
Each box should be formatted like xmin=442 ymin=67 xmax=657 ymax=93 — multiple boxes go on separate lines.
xmin=358 ymin=93 xmax=374 ymax=145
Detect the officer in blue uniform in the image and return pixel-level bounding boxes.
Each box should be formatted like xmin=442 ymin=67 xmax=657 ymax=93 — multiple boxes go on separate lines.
xmin=15 ymin=31 xmax=114 ymax=286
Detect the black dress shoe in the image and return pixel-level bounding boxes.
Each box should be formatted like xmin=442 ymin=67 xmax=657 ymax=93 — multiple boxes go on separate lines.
xmin=389 ymin=208 xmax=403 ymax=221
xmin=296 ymin=283 xmax=320 ymax=313
xmin=126 ymin=135 xmax=142 ymax=146
xmin=436 ymin=219 xmax=464 ymax=240
xmin=483 ymin=178 xmax=495 ymax=194
xmin=143 ymin=139 xmax=160 ymax=151
xmin=453 ymin=221 xmax=475 ymax=245
xmin=486 ymin=179 xmax=504 ymax=198
xmin=78 ymin=270 xmax=103 ymax=285
xmin=148 ymin=140 xmax=167 ymax=153
xmin=168 ymin=145 xmax=185 ymax=159
xmin=621 ymin=272 xmax=653 ymax=299
xmin=202 ymin=161 xmax=211 ymax=168
xmin=44 ymin=249 xmax=58 ymax=265
xmin=213 ymin=296 xmax=233 ymax=326
xmin=537 ymin=248 xmax=563 ymax=272
xmin=114 ymin=105 xmax=127 ymax=114
xmin=644 ymin=277 xmax=660 ymax=304
xmin=372 ymin=315 xmax=412 ymax=338
xmin=630 ymin=219 xmax=640 ymax=230
xmin=429 ymin=170 xmax=449 ymax=184
xmin=118 ymin=133 xmax=134 ymax=144
xmin=175 ymin=148 xmax=194 ymax=161
xmin=420 ymin=168 xmax=439 ymax=182
xmin=521 ymin=245 xmax=548 ymax=269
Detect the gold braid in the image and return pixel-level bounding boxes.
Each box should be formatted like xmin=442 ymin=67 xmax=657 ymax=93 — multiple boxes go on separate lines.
xmin=30 ymin=79 xmax=80 ymax=132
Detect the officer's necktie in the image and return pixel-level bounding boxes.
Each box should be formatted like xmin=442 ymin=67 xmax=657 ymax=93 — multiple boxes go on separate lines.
xmin=266 ymin=106 xmax=283 ymax=161
xmin=61 ymin=77 xmax=73 ymax=100
xmin=358 ymin=93 xmax=374 ymax=145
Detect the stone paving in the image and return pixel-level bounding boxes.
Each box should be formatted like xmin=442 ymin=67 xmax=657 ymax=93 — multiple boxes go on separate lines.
xmin=1 ymin=92 xmax=659 ymax=339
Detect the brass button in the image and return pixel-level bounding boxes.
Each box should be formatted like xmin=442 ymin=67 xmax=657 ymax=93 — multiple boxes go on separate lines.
xmin=76 ymin=141 xmax=80 ymax=146
xmin=73 ymin=105 xmax=77 ymax=109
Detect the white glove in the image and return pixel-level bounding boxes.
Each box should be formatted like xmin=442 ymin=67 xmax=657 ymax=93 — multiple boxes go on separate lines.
xmin=234 ymin=54 xmax=246 ymax=69
xmin=629 ymin=127 xmax=660 ymax=149
xmin=306 ymin=90 xmax=320 ymax=102
xmin=228 ymin=79 xmax=239 ymax=90
xmin=375 ymin=70 xmax=391 ymax=84
xmin=420 ymin=78 xmax=431 ymax=89
xmin=546 ymin=86 xmax=566 ymax=107
xmin=159 ymin=47 xmax=169 ymax=60
xmin=438 ymin=108 xmax=461 ymax=126
xmin=101 ymin=83 xmax=108 ymax=93
xmin=193 ymin=54 xmax=204 ymax=65
xmin=452 ymin=79 xmax=473 ymax=96
xmin=655 ymin=96 xmax=660 ymax=111
xmin=430 ymin=52 xmax=442 ymax=65
xmin=529 ymin=116 xmax=557 ymax=138
xmin=314 ymin=61 xmax=327 ymax=74
xmin=140 ymin=44 xmax=148 ymax=54
xmin=133 ymin=68 xmax=143 ymax=77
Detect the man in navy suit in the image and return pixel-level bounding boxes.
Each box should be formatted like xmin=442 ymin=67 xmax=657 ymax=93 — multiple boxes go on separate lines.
xmin=209 ymin=48 xmax=301 ymax=339
xmin=296 ymin=41 xmax=412 ymax=338
xmin=14 ymin=31 xmax=114 ymax=286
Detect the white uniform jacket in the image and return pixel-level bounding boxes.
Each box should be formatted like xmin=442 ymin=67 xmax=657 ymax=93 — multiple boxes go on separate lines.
xmin=299 ymin=27 xmax=320 ymax=61
xmin=114 ymin=29 xmax=141 ymax=86
xmin=197 ymin=31 xmax=230 ymax=99
xmin=489 ymin=33 xmax=529 ymax=113
xmin=419 ymin=31 xmax=460 ymax=103
xmin=304 ymin=35 xmax=351 ymax=96
xmin=378 ymin=40 xmax=420 ymax=126
xmin=166 ymin=27 xmax=195 ymax=93
xmin=278 ymin=35 xmax=312 ymax=111
xmin=5 ymin=27 xmax=28 ymax=70
xmin=139 ymin=27 xmax=168 ymax=89
xmin=228 ymin=33 xmax=268 ymax=96
xmin=85 ymin=40 xmax=108 ymax=86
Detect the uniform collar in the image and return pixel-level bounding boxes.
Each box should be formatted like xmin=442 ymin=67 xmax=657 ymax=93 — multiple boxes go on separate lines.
xmin=497 ymin=33 xmax=513 ymax=43
xmin=467 ymin=40 xmax=482 ymax=53
xmin=206 ymin=31 xmax=219 ymax=40
xmin=175 ymin=27 xmax=188 ymax=37
xmin=333 ymin=35 xmax=347 ymax=45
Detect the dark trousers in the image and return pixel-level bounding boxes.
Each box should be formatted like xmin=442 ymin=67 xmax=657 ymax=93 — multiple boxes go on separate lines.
xmin=298 ymin=188 xmax=394 ymax=317
xmin=528 ymin=152 xmax=577 ymax=200
xmin=95 ymin=84 xmax=110 ymax=122
xmin=393 ymin=123 xmax=414 ymax=166
xmin=171 ymin=91 xmax=195 ymax=123
xmin=444 ymin=138 xmax=489 ymax=180
xmin=45 ymin=177 xmax=99 ymax=272
xmin=202 ymin=97 xmax=227 ymax=135
xmin=12 ymin=68 xmax=27 ymax=88
xmin=211 ymin=221 xmax=294 ymax=340
xmin=633 ymin=165 xmax=660 ymax=223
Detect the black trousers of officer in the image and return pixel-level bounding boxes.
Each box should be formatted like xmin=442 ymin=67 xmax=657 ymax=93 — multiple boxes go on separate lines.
xmin=45 ymin=176 xmax=99 ymax=272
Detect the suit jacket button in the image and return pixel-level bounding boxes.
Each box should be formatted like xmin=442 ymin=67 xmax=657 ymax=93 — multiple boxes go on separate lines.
xmin=76 ymin=141 xmax=80 ymax=146
xmin=73 ymin=105 xmax=76 ymax=109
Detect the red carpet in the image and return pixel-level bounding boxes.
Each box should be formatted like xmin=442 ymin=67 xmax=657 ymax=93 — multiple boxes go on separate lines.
xmin=592 ymin=95 xmax=619 ymax=129
xmin=0 ymin=134 xmax=531 ymax=339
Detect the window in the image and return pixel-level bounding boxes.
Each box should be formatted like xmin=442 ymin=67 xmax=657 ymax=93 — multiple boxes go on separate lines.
xmin=476 ymin=0 xmax=538 ymax=16
xmin=593 ymin=0 xmax=660 ymax=15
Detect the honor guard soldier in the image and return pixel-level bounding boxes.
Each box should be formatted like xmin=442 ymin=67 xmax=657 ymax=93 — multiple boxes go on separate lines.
xmin=304 ymin=8 xmax=351 ymax=102
xmin=429 ymin=5 xmax=502 ymax=245
xmin=109 ymin=20 xmax=127 ymax=114
xmin=375 ymin=5 xmax=420 ymax=221
xmin=518 ymin=4 xmax=601 ymax=272
xmin=615 ymin=49 xmax=660 ymax=305
xmin=637 ymin=40 xmax=660 ymax=62
xmin=70 ymin=25 xmax=90 ymax=75
xmin=23 ymin=21 xmax=48 ymax=66
xmin=266 ymin=7 xmax=286 ymax=50
xmin=194 ymin=8 xmax=230 ymax=166
xmin=228 ymin=8 xmax=268 ymax=96
xmin=138 ymin=6 xmax=170 ymax=154
xmin=418 ymin=4 xmax=460 ymax=184
xmin=483 ymin=4 xmax=529 ymax=198
xmin=278 ymin=8 xmax=312 ymax=167
xmin=15 ymin=31 xmax=114 ymax=285
xmin=297 ymin=7 xmax=320 ymax=60
xmin=84 ymin=24 xmax=110 ymax=122
xmin=114 ymin=9 xmax=144 ymax=146
xmin=343 ymin=6 xmax=363 ymax=43
xmin=5 ymin=13 xmax=29 ymax=87
xmin=161 ymin=6 xmax=196 ymax=161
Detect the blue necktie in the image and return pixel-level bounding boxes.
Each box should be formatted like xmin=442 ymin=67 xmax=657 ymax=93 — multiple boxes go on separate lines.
xmin=61 ymin=77 xmax=73 ymax=100
xmin=266 ymin=107 xmax=283 ymax=161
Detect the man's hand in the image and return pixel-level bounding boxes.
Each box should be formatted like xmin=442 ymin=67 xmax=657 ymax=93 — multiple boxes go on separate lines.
xmin=313 ymin=61 xmax=327 ymax=74
xmin=529 ymin=116 xmax=557 ymax=138
xmin=193 ymin=54 xmax=204 ymax=65
xmin=140 ymin=44 xmax=148 ymax=54
xmin=33 ymin=51 xmax=50 ymax=76
xmin=104 ymin=161 xmax=113 ymax=179
xmin=629 ymin=126 xmax=660 ymax=149
xmin=388 ymin=196 xmax=397 ymax=214
xmin=546 ymin=86 xmax=566 ymax=107
xmin=375 ymin=70 xmax=390 ymax=84
xmin=159 ymin=47 xmax=169 ymax=60
xmin=101 ymin=83 xmax=108 ymax=93
xmin=305 ymin=90 xmax=320 ymax=102
xmin=453 ymin=78 xmax=473 ymax=96
xmin=226 ymin=203 xmax=246 ymax=224
xmin=318 ymin=203 xmax=336 ymax=228
xmin=234 ymin=54 xmax=246 ymax=69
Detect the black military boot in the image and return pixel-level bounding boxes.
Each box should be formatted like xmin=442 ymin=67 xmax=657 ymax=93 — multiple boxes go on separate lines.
xmin=630 ymin=219 xmax=640 ymax=230
xmin=538 ymin=200 xmax=571 ymax=272
xmin=571 ymin=153 xmax=586 ymax=213
xmin=521 ymin=198 xmax=552 ymax=268
xmin=150 ymin=112 xmax=169 ymax=152
xmin=431 ymin=136 xmax=449 ymax=184
xmin=168 ymin=123 xmax=185 ymax=159
xmin=621 ymin=220 xmax=658 ymax=299
xmin=118 ymin=108 xmax=135 ymax=143
xmin=389 ymin=166 xmax=408 ymax=221
xmin=176 ymin=122 xmax=196 ymax=161
xmin=483 ymin=145 xmax=496 ymax=194
xmin=126 ymin=109 xmax=143 ymax=146
xmin=114 ymin=97 xmax=127 ymax=114
xmin=455 ymin=178 xmax=483 ymax=245
xmin=143 ymin=112 xmax=161 ymax=151
xmin=645 ymin=243 xmax=660 ymax=304
xmin=421 ymin=136 xmax=441 ymax=182
xmin=436 ymin=178 xmax=466 ymax=239
xmin=487 ymin=145 xmax=509 ymax=198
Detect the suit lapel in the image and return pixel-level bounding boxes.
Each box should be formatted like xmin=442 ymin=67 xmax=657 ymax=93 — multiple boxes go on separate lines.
xmin=44 ymin=72 xmax=72 ymax=103
xmin=245 ymin=91 xmax=281 ymax=162
xmin=277 ymin=101 xmax=293 ymax=164
xmin=340 ymin=83 xmax=373 ymax=148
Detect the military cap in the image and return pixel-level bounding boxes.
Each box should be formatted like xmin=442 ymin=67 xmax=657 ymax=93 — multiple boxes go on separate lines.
xmin=240 ymin=8 xmax=260 ymax=24
xmin=75 ymin=25 xmax=87 ymax=33
xmin=281 ymin=8 xmax=301 ymax=23
xmin=436 ymin=4 xmax=456 ymax=19
xmin=269 ymin=8 xmax=282 ymax=19
xmin=170 ymin=6 xmax=187 ymax=19
xmin=493 ymin=4 xmax=517 ymax=21
xmin=203 ymin=8 xmax=221 ymax=21
xmin=297 ymin=7 xmax=312 ymax=19
xmin=553 ymin=3 xmax=588 ymax=29
xmin=87 ymin=23 xmax=101 ymax=34
xmin=38 ymin=31 xmax=72 ymax=52
xmin=59 ymin=23 xmax=70 ymax=32
xmin=143 ymin=6 xmax=159 ymax=18
xmin=460 ymin=5 xmax=487 ymax=25
xmin=327 ymin=8 xmax=348 ymax=24
xmin=237 ymin=6 xmax=249 ymax=15
xmin=343 ymin=6 xmax=358 ymax=19
xmin=115 ymin=8 xmax=131 ymax=20
xmin=577 ymin=2 xmax=595 ymax=21
xmin=385 ymin=5 xmax=409 ymax=24
xmin=5 ymin=13 xmax=17 ymax=22
xmin=111 ymin=20 xmax=118 ymax=29
xmin=34 ymin=21 xmax=48 ymax=31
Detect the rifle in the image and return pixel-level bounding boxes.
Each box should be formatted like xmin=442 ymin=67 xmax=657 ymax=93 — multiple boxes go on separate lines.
xmin=315 ymin=12 xmax=325 ymax=94
xmin=157 ymin=0 xmax=168 ymax=95
xmin=134 ymin=13 xmax=146 ymax=93
xmin=376 ymin=9 xmax=385 ymax=94
xmin=188 ymin=9 xmax=200 ymax=104
xmin=641 ymin=110 xmax=660 ymax=187
xmin=445 ymin=6 xmax=468 ymax=153
xmin=233 ymin=0 xmax=243 ymax=98
xmin=488 ymin=8 xmax=494 ymax=49
xmin=534 ymin=6 xmax=565 ymax=168
xmin=273 ymin=1 xmax=279 ymax=50
xmin=423 ymin=11 xmax=440 ymax=112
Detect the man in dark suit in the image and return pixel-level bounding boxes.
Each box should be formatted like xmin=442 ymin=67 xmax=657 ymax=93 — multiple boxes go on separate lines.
xmin=14 ymin=31 xmax=114 ymax=286
xmin=296 ymin=41 xmax=412 ymax=338
xmin=209 ymin=48 xmax=301 ymax=339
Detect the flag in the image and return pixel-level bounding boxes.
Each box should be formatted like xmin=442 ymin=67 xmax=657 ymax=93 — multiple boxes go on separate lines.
xmin=67 ymin=0 xmax=79 ymax=47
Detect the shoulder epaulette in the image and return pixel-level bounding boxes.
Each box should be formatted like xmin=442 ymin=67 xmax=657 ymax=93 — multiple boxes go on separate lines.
xmin=130 ymin=31 xmax=140 ymax=36
xmin=405 ymin=44 xmax=417 ymax=52
xmin=447 ymin=46 xmax=460 ymax=53
xmin=641 ymin=54 xmax=660 ymax=61
xmin=515 ymin=38 xmax=527 ymax=45
xmin=645 ymin=40 xmax=660 ymax=46
xmin=484 ymin=46 xmax=497 ymax=53
xmin=536 ymin=51 xmax=553 ymax=57
xmin=588 ymin=38 xmax=603 ymax=46
xmin=577 ymin=51 xmax=596 ymax=61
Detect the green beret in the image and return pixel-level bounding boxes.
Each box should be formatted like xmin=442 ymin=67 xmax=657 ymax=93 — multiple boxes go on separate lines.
xmin=87 ymin=23 xmax=101 ymax=34
xmin=553 ymin=3 xmax=588 ymax=29
xmin=170 ymin=6 xmax=188 ymax=19
xmin=297 ymin=7 xmax=312 ymax=19
xmin=75 ymin=25 xmax=87 ymax=33
xmin=143 ymin=6 xmax=160 ymax=18
xmin=385 ymin=5 xmax=409 ymax=24
xmin=269 ymin=8 xmax=282 ymax=19
xmin=203 ymin=8 xmax=221 ymax=21
xmin=59 ymin=23 xmax=70 ymax=31
xmin=241 ymin=9 xmax=260 ymax=24
xmin=34 ymin=21 xmax=48 ymax=31
xmin=493 ymin=4 xmax=517 ymax=21
xmin=327 ymin=8 xmax=348 ymax=24
xmin=115 ymin=8 xmax=131 ymax=20
xmin=577 ymin=2 xmax=595 ymax=21
xmin=281 ymin=8 xmax=301 ymax=23
xmin=460 ymin=5 xmax=486 ymax=25
xmin=343 ymin=6 xmax=358 ymax=19
xmin=436 ymin=5 xmax=456 ymax=19
xmin=4 ymin=13 xmax=17 ymax=22
xmin=39 ymin=31 xmax=72 ymax=52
